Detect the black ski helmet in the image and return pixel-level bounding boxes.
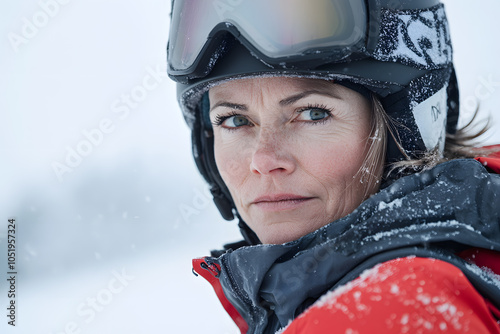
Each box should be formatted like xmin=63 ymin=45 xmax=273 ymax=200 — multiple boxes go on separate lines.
xmin=167 ymin=0 xmax=459 ymax=244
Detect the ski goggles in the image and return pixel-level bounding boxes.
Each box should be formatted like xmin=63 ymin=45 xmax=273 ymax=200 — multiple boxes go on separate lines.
xmin=168 ymin=0 xmax=371 ymax=80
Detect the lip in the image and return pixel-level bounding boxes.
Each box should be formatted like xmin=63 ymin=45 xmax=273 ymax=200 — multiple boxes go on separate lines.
xmin=251 ymin=194 xmax=315 ymax=212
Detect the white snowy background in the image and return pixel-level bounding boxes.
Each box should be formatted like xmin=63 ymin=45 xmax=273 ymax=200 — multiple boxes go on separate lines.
xmin=1 ymin=1 xmax=499 ymax=333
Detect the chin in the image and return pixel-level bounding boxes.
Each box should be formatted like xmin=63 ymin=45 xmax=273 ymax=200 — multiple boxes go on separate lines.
xmin=257 ymin=223 xmax=321 ymax=245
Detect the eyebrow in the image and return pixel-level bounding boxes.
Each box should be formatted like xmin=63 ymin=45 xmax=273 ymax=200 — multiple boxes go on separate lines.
xmin=279 ymin=90 xmax=341 ymax=106
xmin=210 ymin=89 xmax=341 ymax=113
xmin=210 ymin=102 xmax=247 ymax=113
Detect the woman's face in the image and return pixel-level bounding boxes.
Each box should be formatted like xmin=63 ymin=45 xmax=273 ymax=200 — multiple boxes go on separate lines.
xmin=209 ymin=77 xmax=381 ymax=244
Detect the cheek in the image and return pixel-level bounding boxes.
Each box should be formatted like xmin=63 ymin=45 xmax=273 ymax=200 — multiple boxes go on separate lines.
xmin=303 ymin=147 xmax=364 ymax=193
xmin=298 ymin=131 xmax=368 ymax=181
xmin=213 ymin=136 xmax=250 ymax=191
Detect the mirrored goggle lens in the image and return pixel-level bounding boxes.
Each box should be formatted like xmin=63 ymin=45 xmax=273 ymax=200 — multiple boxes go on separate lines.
xmin=169 ymin=0 xmax=367 ymax=72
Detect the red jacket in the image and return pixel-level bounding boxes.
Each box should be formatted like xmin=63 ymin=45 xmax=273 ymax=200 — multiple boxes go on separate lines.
xmin=282 ymin=255 xmax=500 ymax=333
xmin=282 ymin=150 xmax=500 ymax=333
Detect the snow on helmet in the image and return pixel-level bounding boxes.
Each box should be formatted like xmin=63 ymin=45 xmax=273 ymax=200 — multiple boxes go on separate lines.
xmin=167 ymin=0 xmax=459 ymax=244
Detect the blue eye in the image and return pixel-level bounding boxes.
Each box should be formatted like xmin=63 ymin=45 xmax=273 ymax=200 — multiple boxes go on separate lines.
xmin=225 ymin=115 xmax=249 ymax=127
xmin=297 ymin=106 xmax=332 ymax=122
xmin=307 ymin=109 xmax=328 ymax=120
xmin=212 ymin=113 xmax=250 ymax=128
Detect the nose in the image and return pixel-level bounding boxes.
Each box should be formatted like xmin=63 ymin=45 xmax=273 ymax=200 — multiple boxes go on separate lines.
xmin=250 ymin=129 xmax=296 ymax=175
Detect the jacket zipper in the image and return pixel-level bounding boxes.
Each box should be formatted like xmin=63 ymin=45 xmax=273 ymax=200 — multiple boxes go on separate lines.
xmin=193 ymin=257 xmax=249 ymax=334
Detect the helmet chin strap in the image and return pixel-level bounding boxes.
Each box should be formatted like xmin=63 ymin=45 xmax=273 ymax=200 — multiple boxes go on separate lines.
xmin=207 ymin=158 xmax=261 ymax=245
xmin=210 ymin=180 xmax=261 ymax=245
xmin=237 ymin=215 xmax=261 ymax=245
xmin=195 ymin=94 xmax=262 ymax=245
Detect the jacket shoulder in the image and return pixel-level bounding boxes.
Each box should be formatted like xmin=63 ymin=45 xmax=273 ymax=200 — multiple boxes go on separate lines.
xmin=281 ymin=257 xmax=500 ymax=333
xmin=476 ymin=144 xmax=500 ymax=174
